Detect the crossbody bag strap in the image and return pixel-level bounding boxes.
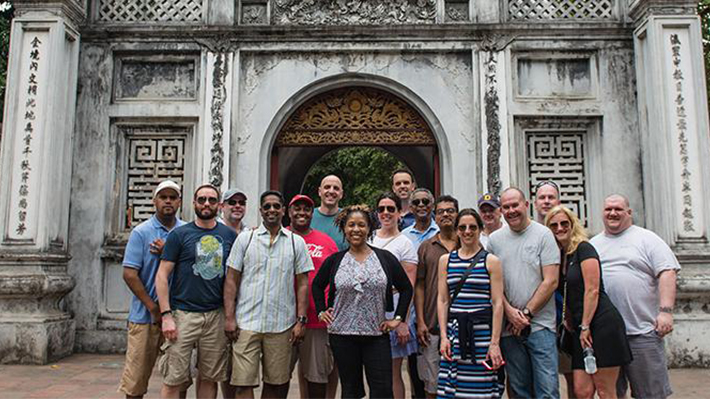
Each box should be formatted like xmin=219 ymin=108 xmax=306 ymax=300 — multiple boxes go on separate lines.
xmin=449 ymin=249 xmax=487 ymax=309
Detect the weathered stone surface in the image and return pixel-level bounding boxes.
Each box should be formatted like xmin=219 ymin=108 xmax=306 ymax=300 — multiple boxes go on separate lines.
xmin=272 ymin=0 xmax=437 ymax=25
xmin=114 ymin=57 xmax=197 ymax=100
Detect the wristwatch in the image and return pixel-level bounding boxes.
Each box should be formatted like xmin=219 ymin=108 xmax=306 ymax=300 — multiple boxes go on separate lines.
xmin=297 ymin=315 xmax=308 ymax=324
xmin=160 ymin=309 xmax=173 ymax=317
xmin=579 ymin=324 xmax=590 ymax=331
xmin=394 ymin=315 xmax=403 ymax=322
xmin=522 ymin=307 xmax=533 ymax=319
xmin=659 ymin=306 xmax=674 ymax=314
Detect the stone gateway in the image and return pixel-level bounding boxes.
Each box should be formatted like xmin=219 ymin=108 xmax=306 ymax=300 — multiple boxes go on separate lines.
xmin=0 ymin=0 xmax=709 ymax=367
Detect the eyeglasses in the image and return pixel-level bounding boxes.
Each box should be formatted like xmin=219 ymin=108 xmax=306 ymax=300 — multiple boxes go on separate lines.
xmin=196 ymin=196 xmax=219 ymax=205
xmin=227 ymin=199 xmax=246 ymax=206
xmin=377 ymin=205 xmax=397 ymax=214
xmin=457 ymin=224 xmax=479 ymax=232
xmin=535 ymin=180 xmax=560 ymax=194
xmin=436 ymin=208 xmax=457 ymax=215
xmin=261 ymin=203 xmax=282 ymax=211
xmin=411 ymin=198 xmax=431 ymax=207
xmin=549 ymin=220 xmax=571 ymax=230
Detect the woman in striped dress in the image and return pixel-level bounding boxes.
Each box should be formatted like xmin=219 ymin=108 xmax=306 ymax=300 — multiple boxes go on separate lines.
xmin=436 ymin=208 xmax=505 ymax=398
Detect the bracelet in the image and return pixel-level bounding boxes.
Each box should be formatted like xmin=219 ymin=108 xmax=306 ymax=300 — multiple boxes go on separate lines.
xmin=579 ymin=324 xmax=590 ymax=331
xmin=160 ymin=309 xmax=173 ymax=316
xmin=659 ymin=306 xmax=674 ymax=314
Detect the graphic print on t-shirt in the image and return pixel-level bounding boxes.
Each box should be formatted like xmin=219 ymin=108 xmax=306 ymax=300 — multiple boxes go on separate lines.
xmin=307 ymin=243 xmax=324 ymax=259
xmin=193 ymin=235 xmax=225 ymax=280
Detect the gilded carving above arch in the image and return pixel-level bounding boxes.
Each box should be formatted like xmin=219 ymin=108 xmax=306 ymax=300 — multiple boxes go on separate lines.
xmin=276 ymin=87 xmax=436 ymax=147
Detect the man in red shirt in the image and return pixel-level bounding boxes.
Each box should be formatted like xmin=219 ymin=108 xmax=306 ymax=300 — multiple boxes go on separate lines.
xmin=288 ymin=194 xmax=340 ymax=399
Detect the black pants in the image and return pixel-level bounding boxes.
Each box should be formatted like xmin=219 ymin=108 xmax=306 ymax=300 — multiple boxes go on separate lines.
xmin=329 ymin=333 xmax=393 ymax=399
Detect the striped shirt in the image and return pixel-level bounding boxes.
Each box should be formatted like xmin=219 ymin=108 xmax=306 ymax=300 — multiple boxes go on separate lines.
xmin=227 ymin=224 xmax=314 ymax=333
xmin=447 ymin=250 xmax=491 ymax=314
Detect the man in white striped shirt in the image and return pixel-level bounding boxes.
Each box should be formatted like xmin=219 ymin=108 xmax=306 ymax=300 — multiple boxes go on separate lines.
xmin=224 ymin=190 xmax=314 ymax=399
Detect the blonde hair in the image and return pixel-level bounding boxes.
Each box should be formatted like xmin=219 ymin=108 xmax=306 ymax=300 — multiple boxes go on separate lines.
xmin=544 ymin=205 xmax=588 ymax=255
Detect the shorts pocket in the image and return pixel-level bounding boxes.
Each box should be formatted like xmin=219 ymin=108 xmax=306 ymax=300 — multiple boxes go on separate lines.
xmin=158 ymin=340 xmax=172 ymax=378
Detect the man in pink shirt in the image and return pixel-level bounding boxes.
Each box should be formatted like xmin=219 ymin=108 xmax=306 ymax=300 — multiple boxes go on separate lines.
xmin=288 ymin=194 xmax=340 ymax=399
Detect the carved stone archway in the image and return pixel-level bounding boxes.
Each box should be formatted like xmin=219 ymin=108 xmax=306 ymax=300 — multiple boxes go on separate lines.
xmin=271 ymin=86 xmax=440 ymax=201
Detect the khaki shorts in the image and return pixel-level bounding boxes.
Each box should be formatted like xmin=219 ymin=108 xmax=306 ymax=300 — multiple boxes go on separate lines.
xmin=231 ymin=327 xmax=294 ymax=386
xmin=118 ymin=322 xmax=163 ymax=396
xmin=158 ymin=309 xmax=229 ymax=386
xmin=416 ymin=334 xmax=440 ymax=395
xmin=290 ymin=328 xmax=334 ymax=384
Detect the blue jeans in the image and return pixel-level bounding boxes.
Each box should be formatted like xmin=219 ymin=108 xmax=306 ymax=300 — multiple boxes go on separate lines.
xmin=500 ymin=328 xmax=559 ymax=399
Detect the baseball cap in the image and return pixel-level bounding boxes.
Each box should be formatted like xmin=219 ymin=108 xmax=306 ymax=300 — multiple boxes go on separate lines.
xmin=222 ymin=188 xmax=247 ymax=202
xmin=289 ymin=194 xmax=314 ymax=208
xmin=477 ymin=193 xmax=500 ymax=209
xmin=153 ymin=180 xmax=181 ymax=198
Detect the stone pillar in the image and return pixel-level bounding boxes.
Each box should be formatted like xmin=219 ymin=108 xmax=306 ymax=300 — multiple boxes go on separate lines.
xmin=0 ymin=0 xmax=83 ymax=364
xmin=631 ymin=0 xmax=710 ymax=366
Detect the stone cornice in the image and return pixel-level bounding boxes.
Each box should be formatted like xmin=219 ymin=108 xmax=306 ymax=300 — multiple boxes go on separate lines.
xmin=629 ymin=0 xmax=697 ymax=25
xmin=14 ymin=0 xmax=86 ymax=27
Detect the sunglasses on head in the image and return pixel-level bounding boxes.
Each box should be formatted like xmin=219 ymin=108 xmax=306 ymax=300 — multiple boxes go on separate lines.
xmin=261 ymin=203 xmax=282 ymax=211
xmin=377 ymin=205 xmax=397 ymax=214
xmin=411 ymin=198 xmax=431 ymax=207
xmin=227 ymin=199 xmax=246 ymax=206
xmin=535 ymin=180 xmax=559 ymax=193
xmin=196 ymin=196 xmax=219 ymax=205
xmin=457 ymin=224 xmax=479 ymax=232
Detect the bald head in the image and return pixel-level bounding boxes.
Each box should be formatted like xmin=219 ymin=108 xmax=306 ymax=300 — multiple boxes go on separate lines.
xmin=501 ymin=187 xmax=527 ymax=202
xmin=605 ymin=194 xmax=630 ymax=208
xmin=500 ymin=187 xmax=530 ymax=232
xmin=318 ymin=175 xmax=344 ymax=212
xmin=602 ymin=194 xmax=633 ymax=235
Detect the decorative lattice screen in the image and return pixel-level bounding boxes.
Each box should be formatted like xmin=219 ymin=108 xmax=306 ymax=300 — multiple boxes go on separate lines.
xmin=98 ymin=0 xmax=203 ymax=23
xmin=508 ymin=0 xmax=614 ymax=21
xmin=527 ymin=132 xmax=589 ymax=225
xmin=124 ymin=127 xmax=188 ymax=229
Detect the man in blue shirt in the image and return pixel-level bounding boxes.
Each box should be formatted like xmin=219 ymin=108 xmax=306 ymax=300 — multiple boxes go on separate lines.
xmin=402 ymin=188 xmax=439 ymax=251
xmin=392 ymin=168 xmax=417 ymax=229
xmin=118 ymin=180 xmax=185 ymax=399
xmin=156 ymin=184 xmax=237 ymax=399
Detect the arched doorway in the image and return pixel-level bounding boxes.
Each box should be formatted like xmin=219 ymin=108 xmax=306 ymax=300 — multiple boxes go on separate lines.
xmin=270 ymin=86 xmax=440 ymax=203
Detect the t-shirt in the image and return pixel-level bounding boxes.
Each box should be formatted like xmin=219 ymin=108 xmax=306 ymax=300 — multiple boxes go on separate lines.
xmin=287 ymin=228 xmax=338 ymax=329
xmin=488 ymin=221 xmax=560 ymax=335
xmin=417 ymin=234 xmax=451 ymax=331
xmin=123 ymin=216 xmax=185 ymax=324
xmin=311 ymin=208 xmax=347 ymax=251
xmin=162 ymin=222 xmax=236 ymax=312
xmin=370 ymin=232 xmax=418 ymax=264
xmin=590 ymin=225 xmax=681 ymax=335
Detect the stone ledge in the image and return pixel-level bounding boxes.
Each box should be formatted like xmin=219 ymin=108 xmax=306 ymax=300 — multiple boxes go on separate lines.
xmin=0 ymin=318 xmax=75 ymax=364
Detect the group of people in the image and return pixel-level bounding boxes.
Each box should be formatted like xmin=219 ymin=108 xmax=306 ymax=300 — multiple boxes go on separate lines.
xmin=117 ymin=169 xmax=679 ymax=399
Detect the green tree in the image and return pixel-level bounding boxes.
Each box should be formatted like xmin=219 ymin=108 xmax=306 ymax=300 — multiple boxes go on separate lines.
xmin=302 ymin=147 xmax=407 ymax=208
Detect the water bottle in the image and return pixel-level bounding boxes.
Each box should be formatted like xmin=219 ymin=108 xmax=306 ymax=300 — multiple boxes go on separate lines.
xmin=583 ymin=347 xmax=597 ymax=374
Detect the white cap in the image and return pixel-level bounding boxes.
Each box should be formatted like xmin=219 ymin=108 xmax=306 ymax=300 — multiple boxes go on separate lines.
xmin=153 ymin=180 xmax=181 ymax=198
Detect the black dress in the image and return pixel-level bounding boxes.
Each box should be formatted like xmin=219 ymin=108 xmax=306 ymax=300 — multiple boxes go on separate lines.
xmin=563 ymin=241 xmax=632 ymax=369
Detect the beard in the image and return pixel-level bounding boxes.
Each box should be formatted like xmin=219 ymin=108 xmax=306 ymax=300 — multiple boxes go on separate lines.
xmin=195 ymin=207 xmax=218 ymax=220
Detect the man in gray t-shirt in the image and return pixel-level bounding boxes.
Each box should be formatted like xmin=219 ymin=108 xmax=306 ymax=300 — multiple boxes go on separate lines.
xmin=488 ymin=187 xmax=560 ymax=399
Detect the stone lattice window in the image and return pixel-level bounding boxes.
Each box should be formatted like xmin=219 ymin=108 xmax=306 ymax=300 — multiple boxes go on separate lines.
xmin=123 ymin=126 xmax=189 ymax=230
xmin=508 ymin=0 xmax=614 ymax=21
xmin=526 ymin=131 xmax=589 ymax=226
xmin=97 ymin=0 xmax=203 ymax=23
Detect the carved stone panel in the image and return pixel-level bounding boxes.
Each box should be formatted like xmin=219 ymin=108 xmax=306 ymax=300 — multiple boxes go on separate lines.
xmin=517 ymin=57 xmax=593 ymax=98
xmin=114 ymin=55 xmax=198 ymax=101
xmin=119 ymin=125 xmax=191 ymax=231
xmin=276 ymin=87 xmax=435 ymax=147
xmin=508 ymin=0 xmax=614 ymax=21
xmin=523 ymin=123 xmax=591 ymax=226
xmin=272 ymin=0 xmax=437 ymax=25
xmin=97 ymin=0 xmax=203 ymax=23
xmin=241 ymin=1 xmax=268 ymax=25
xmin=445 ymin=0 xmax=469 ymax=23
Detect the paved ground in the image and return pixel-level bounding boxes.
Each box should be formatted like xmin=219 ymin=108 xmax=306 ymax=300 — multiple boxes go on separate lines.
xmin=0 ymin=354 xmax=708 ymax=398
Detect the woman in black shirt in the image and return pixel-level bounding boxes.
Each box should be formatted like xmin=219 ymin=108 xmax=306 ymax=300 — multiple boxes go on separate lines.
xmin=545 ymin=205 xmax=631 ymax=399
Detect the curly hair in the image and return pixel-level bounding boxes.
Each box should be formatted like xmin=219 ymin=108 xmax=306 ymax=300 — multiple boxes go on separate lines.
xmin=335 ymin=204 xmax=377 ymax=242
xmin=544 ymin=205 xmax=588 ymax=255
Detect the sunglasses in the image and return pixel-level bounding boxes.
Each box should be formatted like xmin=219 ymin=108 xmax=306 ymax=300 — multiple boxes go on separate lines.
xmin=535 ymin=180 xmax=560 ymax=193
xmin=196 ymin=196 xmax=219 ymax=205
xmin=411 ymin=198 xmax=431 ymax=207
xmin=227 ymin=199 xmax=246 ymax=206
xmin=261 ymin=203 xmax=282 ymax=211
xmin=549 ymin=220 xmax=571 ymax=230
xmin=436 ymin=208 xmax=457 ymax=215
xmin=457 ymin=224 xmax=479 ymax=232
xmin=377 ymin=205 xmax=397 ymax=214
